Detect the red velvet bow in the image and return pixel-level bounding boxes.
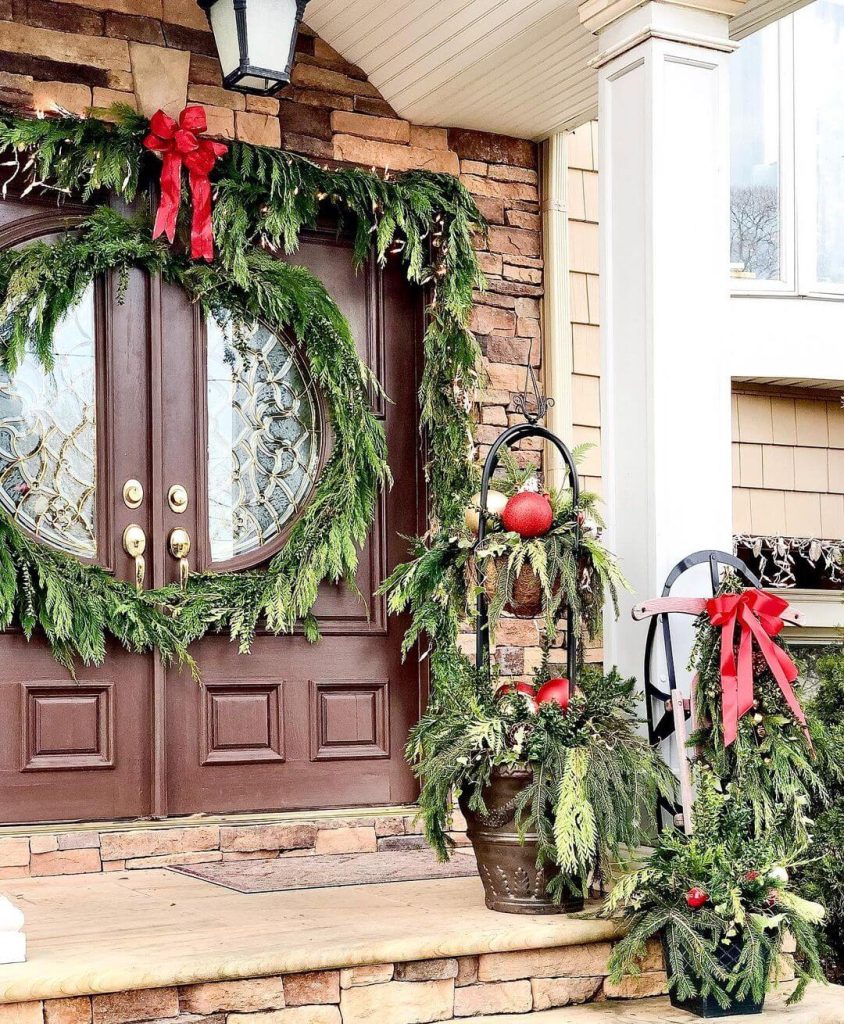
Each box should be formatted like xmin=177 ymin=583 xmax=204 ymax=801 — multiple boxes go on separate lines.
xmin=143 ymin=106 xmax=228 ymax=262
xmin=705 ymin=589 xmax=807 ymax=747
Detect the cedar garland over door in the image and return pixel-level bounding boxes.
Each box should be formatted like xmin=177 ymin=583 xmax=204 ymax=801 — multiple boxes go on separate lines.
xmin=0 ymin=196 xmax=423 ymax=824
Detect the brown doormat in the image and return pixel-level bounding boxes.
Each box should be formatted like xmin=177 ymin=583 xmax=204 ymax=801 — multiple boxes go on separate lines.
xmin=169 ymin=848 xmax=479 ymax=894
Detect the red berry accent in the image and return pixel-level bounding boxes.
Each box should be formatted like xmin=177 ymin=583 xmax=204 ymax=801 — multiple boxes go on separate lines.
xmin=686 ymin=887 xmax=709 ymax=909
xmin=744 ymin=870 xmax=760 ymax=882
xmin=536 ymin=678 xmax=570 ymax=712
xmin=501 ymin=491 xmax=554 ymax=539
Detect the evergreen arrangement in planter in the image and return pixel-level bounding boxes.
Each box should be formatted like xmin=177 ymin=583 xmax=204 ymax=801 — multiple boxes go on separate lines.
xmin=605 ymin=769 xmax=826 ymax=1015
xmin=384 ymin=447 xmax=626 ymax=649
xmin=385 ymin=434 xmax=671 ymax=913
xmin=604 ymin=575 xmax=842 ymax=1013
xmin=408 ymin=656 xmax=675 ymax=912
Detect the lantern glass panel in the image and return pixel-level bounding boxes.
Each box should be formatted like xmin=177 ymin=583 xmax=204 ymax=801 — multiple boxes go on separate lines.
xmin=207 ymin=0 xmax=240 ymax=81
xmin=248 ymin=0 xmax=298 ymax=77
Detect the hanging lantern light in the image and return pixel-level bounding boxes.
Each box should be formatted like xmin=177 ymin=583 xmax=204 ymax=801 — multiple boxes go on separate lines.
xmin=197 ymin=0 xmax=309 ymax=95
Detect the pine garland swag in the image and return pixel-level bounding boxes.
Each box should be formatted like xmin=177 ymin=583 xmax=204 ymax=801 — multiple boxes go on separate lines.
xmin=688 ymin=576 xmax=839 ymax=847
xmin=0 ymin=105 xmax=487 ymax=670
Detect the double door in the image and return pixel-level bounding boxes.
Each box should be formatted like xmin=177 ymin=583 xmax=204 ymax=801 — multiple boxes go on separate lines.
xmin=0 ymin=196 xmax=423 ymax=823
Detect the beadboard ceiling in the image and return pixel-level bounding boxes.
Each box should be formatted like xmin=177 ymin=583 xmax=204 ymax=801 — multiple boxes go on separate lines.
xmin=305 ymin=0 xmax=813 ymax=141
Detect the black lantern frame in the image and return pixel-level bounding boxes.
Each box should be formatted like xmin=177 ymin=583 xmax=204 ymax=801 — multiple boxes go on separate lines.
xmin=198 ymin=0 xmax=309 ymax=96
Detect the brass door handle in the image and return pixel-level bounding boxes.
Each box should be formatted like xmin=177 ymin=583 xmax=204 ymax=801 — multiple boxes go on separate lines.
xmin=122 ymin=524 xmax=147 ymax=591
xmin=168 ymin=528 xmax=191 ymax=588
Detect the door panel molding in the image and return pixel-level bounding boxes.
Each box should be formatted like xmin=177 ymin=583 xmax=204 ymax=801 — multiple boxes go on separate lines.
xmin=21 ymin=681 xmax=114 ymax=771
xmin=309 ymin=678 xmax=390 ymax=762
xmin=201 ymin=680 xmax=285 ymax=765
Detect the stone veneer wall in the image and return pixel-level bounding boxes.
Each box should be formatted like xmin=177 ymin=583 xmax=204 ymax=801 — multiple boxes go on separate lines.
xmin=0 ymin=0 xmax=550 ymax=696
xmin=0 ymin=941 xmax=677 ymax=1023
xmin=0 ymin=813 xmax=471 ymax=879
xmin=0 ymin=946 xmax=801 ymax=1022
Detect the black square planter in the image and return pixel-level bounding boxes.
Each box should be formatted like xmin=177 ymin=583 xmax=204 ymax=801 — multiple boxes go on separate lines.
xmin=661 ymin=933 xmax=767 ymax=1018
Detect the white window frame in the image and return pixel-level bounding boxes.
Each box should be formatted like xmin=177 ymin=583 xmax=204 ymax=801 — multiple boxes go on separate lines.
xmin=793 ymin=5 xmax=844 ymax=297
xmin=731 ymin=6 xmax=844 ymax=300
xmin=730 ymin=17 xmax=796 ymax=296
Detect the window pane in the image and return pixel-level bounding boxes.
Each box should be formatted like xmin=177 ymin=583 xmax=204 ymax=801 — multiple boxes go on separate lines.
xmin=206 ymin=314 xmax=322 ymax=563
xmin=0 ymin=286 xmax=97 ymax=558
xmin=730 ymin=24 xmax=782 ymax=281
xmin=797 ymin=0 xmax=844 ymax=285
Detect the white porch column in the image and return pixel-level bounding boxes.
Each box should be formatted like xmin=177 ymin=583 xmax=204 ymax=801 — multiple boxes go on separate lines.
xmin=579 ymin=0 xmax=746 ymax=679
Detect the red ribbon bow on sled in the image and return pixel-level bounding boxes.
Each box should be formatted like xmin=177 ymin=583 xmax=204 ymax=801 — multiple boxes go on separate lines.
xmin=143 ymin=106 xmax=228 ymax=262
xmin=705 ymin=589 xmax=808 ymax=747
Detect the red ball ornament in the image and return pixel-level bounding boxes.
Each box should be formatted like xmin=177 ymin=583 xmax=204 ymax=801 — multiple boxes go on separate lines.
xmin=497 ymin=681 xmax=538 ymax=707
xmin=536 ymin=678 xmax=570 ymax=712
xmin=686 ymin=887 xmax=709 ymax=909
xmin=501 ymin=491 xmax=554 ymax=539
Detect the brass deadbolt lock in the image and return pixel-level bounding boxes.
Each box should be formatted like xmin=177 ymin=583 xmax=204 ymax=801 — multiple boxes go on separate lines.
xmin=168 ymin=484 xmax=189 ymax=513
xmin=122 ymin=479 xmax=144 ymax=509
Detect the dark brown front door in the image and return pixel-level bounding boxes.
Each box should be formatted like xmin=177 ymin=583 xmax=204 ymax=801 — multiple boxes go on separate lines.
xmin=0 ymin=197 xmax=423 ymax=824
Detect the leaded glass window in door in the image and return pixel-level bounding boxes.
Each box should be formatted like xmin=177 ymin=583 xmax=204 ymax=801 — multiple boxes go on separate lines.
xmin=206 ymin=314 xmax=322 ymax=564
xmin=0 ymin=285 xmax=97 ymax=558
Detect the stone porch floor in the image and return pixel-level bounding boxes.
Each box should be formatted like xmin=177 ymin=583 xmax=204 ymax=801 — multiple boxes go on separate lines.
xmin=470 ymin=987 xmax=843 ymax=1023
xmin=0 ymin=868 xmax=620 ymax=1004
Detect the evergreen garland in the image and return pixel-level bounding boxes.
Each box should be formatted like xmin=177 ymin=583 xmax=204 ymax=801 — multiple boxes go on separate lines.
xmin=0 ymin=105 xmax=487 ymax=668
xmin=0 ymin=105 xmax=484 ymax=530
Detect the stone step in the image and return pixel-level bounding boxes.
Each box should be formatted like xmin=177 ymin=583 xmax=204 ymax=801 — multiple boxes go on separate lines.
xmin=0 ymin=868 xmax=824 ymax=1024
xmin=470 ymin=984 xmax=844 ymax=1023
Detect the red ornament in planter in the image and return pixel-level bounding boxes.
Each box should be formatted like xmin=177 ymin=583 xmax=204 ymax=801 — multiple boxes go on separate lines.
xmin=501 ymin=491 xmax=553 ymax=538
xmin=498 ymin=680 xmax=538 ymax=702
xmin=536 ymin=678 xmax=570 ymax=712
xmin=686 ymin=887 xmax=709 ymax=909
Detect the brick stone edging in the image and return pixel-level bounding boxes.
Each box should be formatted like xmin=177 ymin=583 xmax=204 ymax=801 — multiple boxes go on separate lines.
xmin=0 ymin=812 xmax=470 ymax=880
xmin=1 ymin=946 xmax=801 ymax=1022
xmin=1 ymin=940 xmax=678 ymax=1023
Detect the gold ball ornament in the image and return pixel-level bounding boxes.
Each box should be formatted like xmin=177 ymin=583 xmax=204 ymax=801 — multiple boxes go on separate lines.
xmin=464 ymin=489 xmax=508 ymax=533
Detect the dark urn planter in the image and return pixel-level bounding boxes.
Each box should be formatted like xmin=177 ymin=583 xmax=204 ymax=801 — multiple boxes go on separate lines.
xmin=459 ymin=764 xmax=583 ymax=915
xmin=661 ymin=933 xmax=768 ymax=1018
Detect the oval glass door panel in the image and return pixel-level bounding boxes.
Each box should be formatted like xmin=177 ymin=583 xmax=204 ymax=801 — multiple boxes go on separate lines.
xmin=0 ymin=285 xmax=97 ymax=558
xmin=206 ymin=314 xmax=322 ymax=563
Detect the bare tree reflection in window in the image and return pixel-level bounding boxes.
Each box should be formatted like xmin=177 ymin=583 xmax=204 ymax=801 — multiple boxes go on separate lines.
xmin=730 ymin=184 xmax=780 ymax=280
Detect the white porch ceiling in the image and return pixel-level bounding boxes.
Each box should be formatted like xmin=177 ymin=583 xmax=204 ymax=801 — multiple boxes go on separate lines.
xmin=305 ymin=0 xmax=814 ymax=142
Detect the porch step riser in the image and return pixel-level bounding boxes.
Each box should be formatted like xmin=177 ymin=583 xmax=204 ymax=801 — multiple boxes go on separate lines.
xmin=1 ymin=945 xmax=661 ymax=1023
xmin=0 ymin=812 xmax=469 ymax=880
xmin=2 ymin=946 xmax=797 ymax=1023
